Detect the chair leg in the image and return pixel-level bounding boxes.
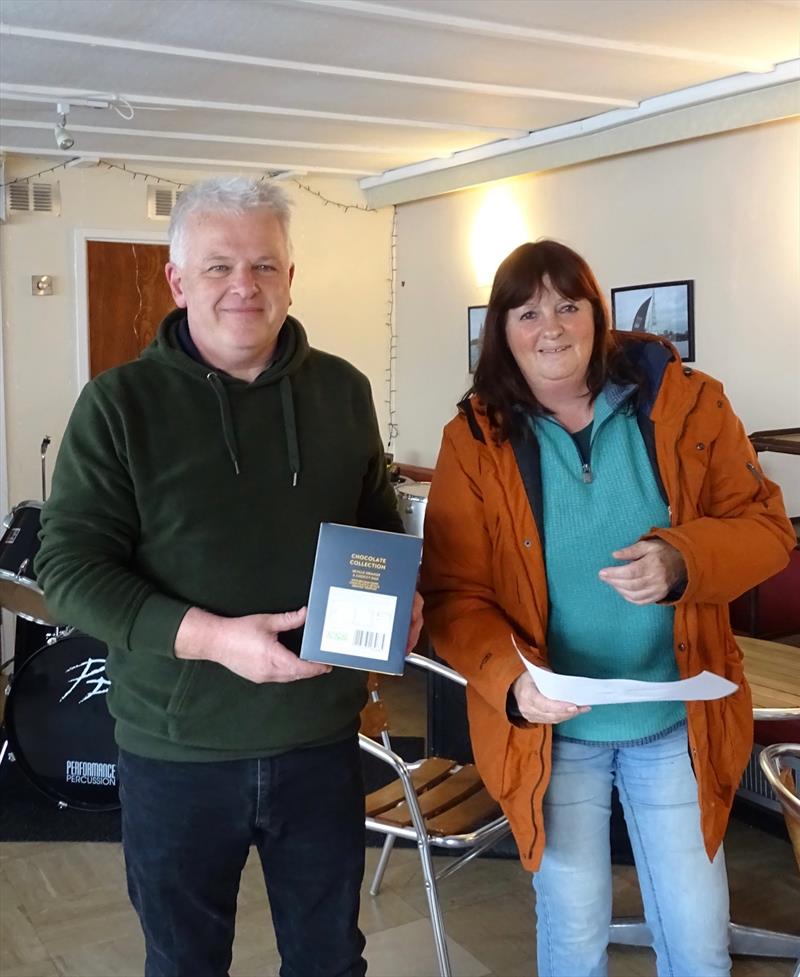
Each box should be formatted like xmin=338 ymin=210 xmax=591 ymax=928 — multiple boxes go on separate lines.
xmin=610 ymin=917 xmax=800 ymax=961
xmin=728 ymin=922 xmax=800 ymax=959
xmin=370 ymin=835 xmax=396 ymax=897
xmin=608 ymin=918 xmax=652 ymax=946
xmin=417 ymin=834 xmax=452 ymax=977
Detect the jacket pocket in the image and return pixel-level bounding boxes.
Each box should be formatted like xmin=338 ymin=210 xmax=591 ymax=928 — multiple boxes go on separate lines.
xmin=744 ymin=461 xmax=771 ymax=504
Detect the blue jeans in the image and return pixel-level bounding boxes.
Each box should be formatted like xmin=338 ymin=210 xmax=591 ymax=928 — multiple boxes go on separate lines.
xmin=533 ymin=728 xmax=730 ymax=977
xmin=119 ymin=736 xmax=367 ymax=977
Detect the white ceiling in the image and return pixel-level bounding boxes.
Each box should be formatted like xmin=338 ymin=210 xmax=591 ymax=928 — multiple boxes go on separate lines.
xmin=1 ymin=0 xmax=798 ymax=191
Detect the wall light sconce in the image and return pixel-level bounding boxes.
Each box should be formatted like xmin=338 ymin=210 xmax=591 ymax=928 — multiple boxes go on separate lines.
xmin=32 ymin=275 xmax=54 ymax=296
xmin=469 ymin=184 xmax=530 ymax=288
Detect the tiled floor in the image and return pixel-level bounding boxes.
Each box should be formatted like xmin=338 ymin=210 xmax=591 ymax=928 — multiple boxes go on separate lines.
xmin=1 ymin=655 xmax=799 ymax=976
xmin=1 ymin=818 xmax=798 ymax=977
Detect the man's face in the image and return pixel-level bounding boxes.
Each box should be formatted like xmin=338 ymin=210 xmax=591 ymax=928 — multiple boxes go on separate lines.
xmin=165 ymin=208 xmax=294 ymax=371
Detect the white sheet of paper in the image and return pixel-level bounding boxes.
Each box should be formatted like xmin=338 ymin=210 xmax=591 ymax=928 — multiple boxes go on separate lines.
xmin=320 ymin=586 xmax=397 ymax=661
xmin=512 ymin=638 xmax=737 ymax=705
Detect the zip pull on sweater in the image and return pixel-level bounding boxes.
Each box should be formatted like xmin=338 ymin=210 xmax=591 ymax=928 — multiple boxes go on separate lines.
xmin=206 ymin=372 xmax=241 ymax=475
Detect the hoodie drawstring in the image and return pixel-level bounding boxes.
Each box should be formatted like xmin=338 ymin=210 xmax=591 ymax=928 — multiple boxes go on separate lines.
xmin=280 ymin=376 xmax=301 ymax=487
xmin=206 ymin=371 xmax=301 ymax=486
xmin=206 ymin=372 xmax=241 ymax=476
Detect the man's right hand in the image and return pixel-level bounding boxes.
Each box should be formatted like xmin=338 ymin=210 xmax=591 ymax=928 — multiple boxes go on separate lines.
xmin=511 ymin=671 xmax=590 ymax=725
xmin=175 ymin=606 xmax=331 ymax=684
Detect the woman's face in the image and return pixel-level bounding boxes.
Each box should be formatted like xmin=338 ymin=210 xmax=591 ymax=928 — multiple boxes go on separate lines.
xmin=504 ymin=276 xmax=595 ymax=399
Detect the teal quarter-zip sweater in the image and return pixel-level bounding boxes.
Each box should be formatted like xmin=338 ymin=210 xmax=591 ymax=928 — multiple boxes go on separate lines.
xmin=36 ymin=310 xmax=403 ymax=761
xmin=534 ymin=384 xmax=685 ymax=743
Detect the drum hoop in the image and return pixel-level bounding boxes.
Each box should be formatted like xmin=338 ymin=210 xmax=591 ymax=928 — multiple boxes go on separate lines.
xmin=4 ymin=636 xmax=120 ymax=812
xmin=2 ymin=500 xmax=44 ymax=530
xmin=12 ymin=499 xmax=44 ymax=511
xmin=0 ymin=570 xmax=53 ymax=625
xmin=397 ymin=484 xmax=431 ymax=503
xmin=0 ymin=569 xmax=44 ymax=589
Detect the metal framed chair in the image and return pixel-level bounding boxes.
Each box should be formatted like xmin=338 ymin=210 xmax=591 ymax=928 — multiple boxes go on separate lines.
xmin=759 ymin=743 xmax=800 ymax=869
xmin=609 ymin=743 xmax=800 ymax=970
xmin=759 ymin=743 xmax=800 ymax=977
xmin=359 ymin=652 xmax=511 ymax=977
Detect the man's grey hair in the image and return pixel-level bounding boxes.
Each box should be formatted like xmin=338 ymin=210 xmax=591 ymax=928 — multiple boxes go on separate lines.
xmin=169 ymin=176 xmax=293 ymax=265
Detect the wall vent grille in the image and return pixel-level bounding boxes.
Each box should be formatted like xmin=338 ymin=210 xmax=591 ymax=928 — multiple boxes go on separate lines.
xmin=5 ymin=181 xmax=61 ymax=215
xmin=147 ymin=186 xmax=181 ymax=221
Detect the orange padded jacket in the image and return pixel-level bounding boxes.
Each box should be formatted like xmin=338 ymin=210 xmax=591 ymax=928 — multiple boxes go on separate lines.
xmin=420 ymin=337 xmax=795 ymax=872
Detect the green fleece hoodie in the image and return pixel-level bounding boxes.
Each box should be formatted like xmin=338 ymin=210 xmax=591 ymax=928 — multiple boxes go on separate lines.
xmin=36 ymin=310 xmax=403 ymax=761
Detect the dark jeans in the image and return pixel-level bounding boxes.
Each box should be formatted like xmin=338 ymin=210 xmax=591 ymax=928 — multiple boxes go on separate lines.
xmin=118 ymin=737 xmax=367 ymax=977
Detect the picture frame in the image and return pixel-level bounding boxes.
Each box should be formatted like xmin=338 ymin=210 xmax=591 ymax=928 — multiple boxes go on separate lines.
xmin=611 ymin=280 xmax=695 ymax=363
xmin=468 ymin=305 xmax=487 ymax=373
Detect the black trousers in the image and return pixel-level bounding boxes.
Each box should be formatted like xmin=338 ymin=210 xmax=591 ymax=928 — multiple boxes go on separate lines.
xmin=119 ymin=737 xmax=367 ymax=977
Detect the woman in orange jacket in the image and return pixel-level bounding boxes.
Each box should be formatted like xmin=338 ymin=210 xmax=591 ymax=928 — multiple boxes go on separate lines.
xmin=420 ymin=241 xmax=794 ymax=977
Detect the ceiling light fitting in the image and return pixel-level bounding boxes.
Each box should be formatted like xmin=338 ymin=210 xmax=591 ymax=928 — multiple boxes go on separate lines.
xmin=54 ymin=101 xmax=75 ymax=150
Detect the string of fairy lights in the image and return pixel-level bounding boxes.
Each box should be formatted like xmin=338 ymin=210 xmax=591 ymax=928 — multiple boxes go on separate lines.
xmin=385 ymin=207 xmax=399 ymax=451
xmin=2 ymin=157 xmax=398 ymax=447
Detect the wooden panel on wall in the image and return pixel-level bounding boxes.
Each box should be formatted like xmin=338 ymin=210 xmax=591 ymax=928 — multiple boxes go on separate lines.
xmin=87 ymin=241 xmax=174 ymax=377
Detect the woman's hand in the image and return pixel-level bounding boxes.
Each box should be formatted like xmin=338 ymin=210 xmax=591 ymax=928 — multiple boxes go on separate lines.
xmin=599 ymin=539 xmax=687 ymax=605
xmin=511 ymin=671 xmax=590 ymax=725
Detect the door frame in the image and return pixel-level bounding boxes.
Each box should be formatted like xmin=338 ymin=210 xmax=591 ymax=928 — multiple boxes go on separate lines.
xmin=73 ymin=228 xmax=169 ymax=393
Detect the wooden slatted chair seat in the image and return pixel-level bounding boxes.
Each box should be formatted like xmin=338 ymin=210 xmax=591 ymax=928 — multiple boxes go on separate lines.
xmin=366 ymin=759 xmax=501 ymax=836
xmin=365 ymin=757 xmax=455 ymax=817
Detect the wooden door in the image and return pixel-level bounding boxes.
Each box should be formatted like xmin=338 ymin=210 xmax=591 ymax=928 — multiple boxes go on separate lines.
xmin=87 ymin=241 xmax=175 ymax=377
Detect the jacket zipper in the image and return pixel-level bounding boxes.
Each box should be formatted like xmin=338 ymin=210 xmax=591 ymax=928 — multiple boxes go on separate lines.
xmin=526 ymin=730 xmax=549 ymax=861
xmin=745 ymin=461 xmax=770 ymax=502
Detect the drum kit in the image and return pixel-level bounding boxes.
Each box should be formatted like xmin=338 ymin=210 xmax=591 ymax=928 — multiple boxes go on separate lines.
xmin=0 ymin=437 xmax=119 ymax=812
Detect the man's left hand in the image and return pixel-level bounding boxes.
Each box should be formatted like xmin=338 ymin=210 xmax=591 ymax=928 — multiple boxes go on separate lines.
xmin=599 ymin=539 xmax=686 ymax=605
xmin=405 ymin=591 xmax=424 ymax=653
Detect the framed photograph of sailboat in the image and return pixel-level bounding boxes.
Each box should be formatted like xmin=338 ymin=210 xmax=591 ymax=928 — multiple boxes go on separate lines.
xmin=611 ymin=280 xmax=695 ymax=362
xmin=468 ymin=305 xmax=487 ymax=373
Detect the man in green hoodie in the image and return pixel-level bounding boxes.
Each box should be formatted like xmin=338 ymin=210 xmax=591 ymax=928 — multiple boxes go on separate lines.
xmin=36 ymin=176 xmax=418 ymax=977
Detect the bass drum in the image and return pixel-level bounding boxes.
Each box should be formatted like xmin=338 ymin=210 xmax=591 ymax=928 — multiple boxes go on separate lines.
xmin=4 ymin=633 xmax=119 ymax=811
xmin=0 ymin=501 xmax=56 ymax=625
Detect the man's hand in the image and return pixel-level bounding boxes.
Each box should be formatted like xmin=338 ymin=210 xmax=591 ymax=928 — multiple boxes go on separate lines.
xmin=599 ymin=539 xmax=687 ymax=605
xmin=511 ymin=671 xmax=590 ymax=725
xmin=175 ymin=606 xmax=331 ymax=684
xmin=405 ymin=591 xmax=424 ymax=654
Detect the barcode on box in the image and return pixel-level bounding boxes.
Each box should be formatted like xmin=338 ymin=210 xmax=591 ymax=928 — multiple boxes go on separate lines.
xmin=354 ymin=629 xmax=386 ymax=651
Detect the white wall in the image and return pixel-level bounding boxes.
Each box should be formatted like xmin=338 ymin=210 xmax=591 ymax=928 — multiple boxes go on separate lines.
xmin=394 ymin=119 xmax=800 ymax=513
xmin=0 ymin=158 xmax=393 ymax=504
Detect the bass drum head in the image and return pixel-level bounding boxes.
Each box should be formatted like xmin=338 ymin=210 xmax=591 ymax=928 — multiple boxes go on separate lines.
xmin=5 ymin=634 xmax=119 ymax=811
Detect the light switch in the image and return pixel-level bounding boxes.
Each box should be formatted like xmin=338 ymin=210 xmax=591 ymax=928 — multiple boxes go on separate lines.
xmin=32 ymin=275 xmax=54 ymax=296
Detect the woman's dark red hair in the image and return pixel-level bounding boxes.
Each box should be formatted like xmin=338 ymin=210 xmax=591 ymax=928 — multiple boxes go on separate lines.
xmin=471 ymin=240 xmax=639 ymax=440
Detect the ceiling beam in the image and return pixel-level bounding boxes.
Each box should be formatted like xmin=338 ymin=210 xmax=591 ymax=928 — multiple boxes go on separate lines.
xmin=0 ymin=118 xmax=442 ymax=156
xmin=0 ymin=85 xmax=527 ymax=136
xmin=0 ymin=145 xmax=380 ymax=176
xmin=293 ymin=0 xmax=775 ymax=74
xmin=361 ymin=70 xmax=799 ymax=206
xmin=0 ymin=24 xmax=637 ymax=107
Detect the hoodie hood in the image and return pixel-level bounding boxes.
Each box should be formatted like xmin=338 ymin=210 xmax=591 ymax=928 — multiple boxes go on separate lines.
xmin=142 ymin=307 xmax=310 ymax=386
xmin=141 ymin=308 xmax=309 ymax=481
